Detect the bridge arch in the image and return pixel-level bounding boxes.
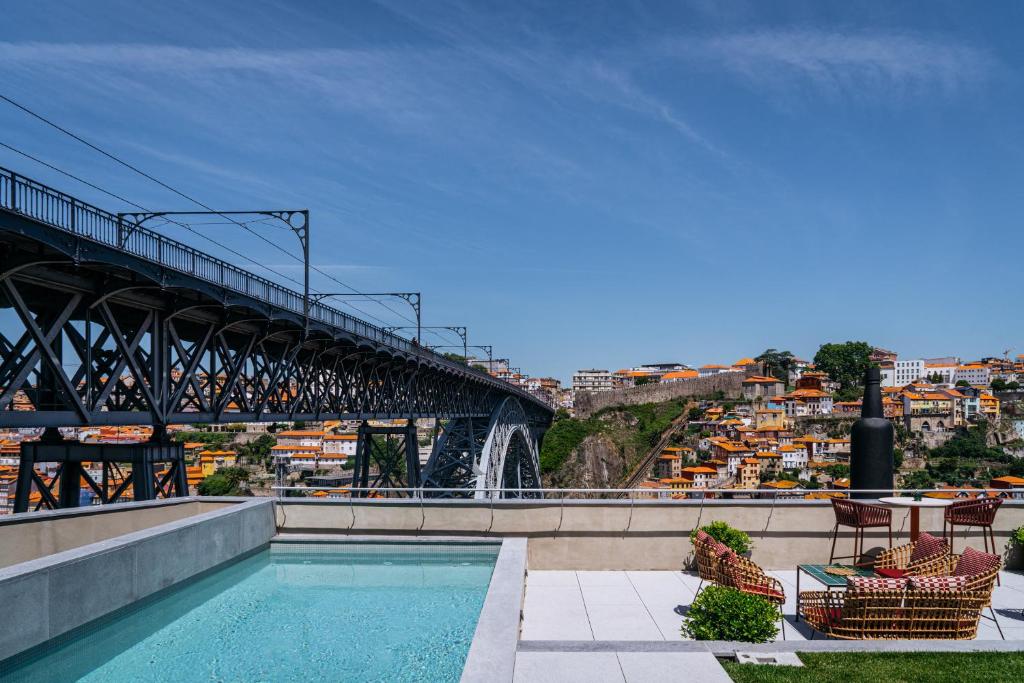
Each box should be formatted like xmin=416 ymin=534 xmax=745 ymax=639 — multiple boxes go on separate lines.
xmin=422 ymin=395 xmax=542 ymax=498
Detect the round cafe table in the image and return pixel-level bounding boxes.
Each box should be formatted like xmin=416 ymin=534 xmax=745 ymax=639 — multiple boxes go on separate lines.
xmin=877 ymin=496 xmax=953 ymax=542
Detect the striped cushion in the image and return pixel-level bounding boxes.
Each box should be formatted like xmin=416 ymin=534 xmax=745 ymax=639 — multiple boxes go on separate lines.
xmin=715 ymin=544 xmax=737 ymax=563
xmin=909 ymin=532 xmax=947 ymax=564
xmin=954 ymin=547 xmax=1000 ymax=578
xmin=846 ymin=576 xmax=908 ymax=591
xmin=908 ymin=575 xmax=968 ymax=592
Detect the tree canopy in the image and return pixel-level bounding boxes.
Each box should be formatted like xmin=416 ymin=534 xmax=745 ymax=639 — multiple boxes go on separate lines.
xmin=197 ymin=466 xmax=250 ymax=496
xmin=755 ymin=348 xmax=795 ymax=384
xmin=813 ymin=341 xmax=873 ymax=392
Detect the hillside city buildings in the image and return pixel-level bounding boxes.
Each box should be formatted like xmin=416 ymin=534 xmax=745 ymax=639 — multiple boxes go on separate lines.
xmin=571 ymin=349 xmax=1024 ymax=500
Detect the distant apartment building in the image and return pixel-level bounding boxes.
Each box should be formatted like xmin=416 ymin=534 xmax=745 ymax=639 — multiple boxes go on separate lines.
xmin=894 ymin=359 xmax=925 ymax=386
xmin=902 ymin=391 xmax=955 ymax=433
xmin=879 ymin=362 xmax=896 ymax=387
xmin=572 ymin=369 xmax=613 ymax=397
xmin=955 ymin=363 xmax=991 ymax=387
xmin=699 ymin=364 xmax=734 ymax=378
xmin=924 ymin=360 xmax=958 ymax=385
xmin=742 ymin=375 xmax=784 ymax=400
xmin=870 ymin=347 xmax=898 ymax=364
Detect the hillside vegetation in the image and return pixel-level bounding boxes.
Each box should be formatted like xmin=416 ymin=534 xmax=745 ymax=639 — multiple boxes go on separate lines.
xmin=540 ymin=400 xmax=687 ymax=488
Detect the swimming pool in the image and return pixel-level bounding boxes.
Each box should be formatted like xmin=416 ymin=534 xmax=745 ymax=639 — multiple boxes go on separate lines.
xmin=0 ymin=542 xmax=499 ymax=682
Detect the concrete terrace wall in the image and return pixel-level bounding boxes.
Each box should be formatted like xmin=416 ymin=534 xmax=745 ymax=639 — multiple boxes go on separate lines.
xmin=574 ymin=372 xmax=745 ymax=417
xmin=0 ymin=499 xmax=237 ymax=569
xmin=0 ymin=497 xmax=275 ymax=662
xmin=275 ymin=499 xmax=1024 ymax=572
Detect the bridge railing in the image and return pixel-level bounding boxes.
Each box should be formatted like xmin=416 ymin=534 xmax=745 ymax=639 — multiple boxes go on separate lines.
xmin=0 ymin=166 xmax=538 ymax=402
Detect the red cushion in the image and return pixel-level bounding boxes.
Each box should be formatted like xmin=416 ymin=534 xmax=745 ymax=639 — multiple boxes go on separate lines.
xmin=875 ymin=567 xmax=906 ymax=579
xmin=910 ymin=532 xmax=946 ymax=564
xmin=954 ymin=547 xmax=1000 ymax=577
xmin=695 ymin=529 xmax=711 ymax=545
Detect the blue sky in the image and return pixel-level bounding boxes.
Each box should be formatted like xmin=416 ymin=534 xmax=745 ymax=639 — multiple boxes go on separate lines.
xmin=1 ymin=1 xmax=1021 ymax=381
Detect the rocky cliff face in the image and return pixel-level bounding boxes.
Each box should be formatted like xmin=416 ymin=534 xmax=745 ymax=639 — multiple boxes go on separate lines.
xmin=541 ymin=408 xmax=651 ymax=489
xmin=543 ymin=432 xmax=638 ymax=489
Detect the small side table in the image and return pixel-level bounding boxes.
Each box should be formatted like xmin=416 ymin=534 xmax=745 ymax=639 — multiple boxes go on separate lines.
xmin=795 ymin=564 xmax=876 ymax=621
xmin=877 ymin=496 xmax=953 ymax=542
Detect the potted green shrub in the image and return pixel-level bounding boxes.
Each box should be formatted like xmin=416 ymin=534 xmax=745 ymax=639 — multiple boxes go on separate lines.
xmin=683 ymin=586 xmax=779 ymax=642
xmin=690 ymin=520 xmax=752 ymax=556
xmin=1008 ymin=525 xmax=1024 ymax=570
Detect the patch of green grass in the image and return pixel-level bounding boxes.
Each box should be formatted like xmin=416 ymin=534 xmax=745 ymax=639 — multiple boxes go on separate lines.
xmin=723 ymin=652 xmax=1024 ymax=683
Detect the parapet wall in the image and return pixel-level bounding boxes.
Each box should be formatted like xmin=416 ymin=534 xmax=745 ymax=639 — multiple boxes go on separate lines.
xmin=0 ymin=498 xmax=275 ymax=662
xmin=574 ymin=372 xmax=746 ymax=416
xmin=275 ymin=498 xmax=1024 ymax=572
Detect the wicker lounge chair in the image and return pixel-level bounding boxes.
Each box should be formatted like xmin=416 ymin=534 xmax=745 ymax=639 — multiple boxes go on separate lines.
xmin=873 ymin=532 xmax=950 ymax=578
xmin=800 ymin=585 xmax=988 ymax=640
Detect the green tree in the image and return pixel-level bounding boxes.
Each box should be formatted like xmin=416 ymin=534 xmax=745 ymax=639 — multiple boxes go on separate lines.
xmin=991 ymin=378 xmax=1008 ymax=392
xmin=755 ymin=348 xmax=795 ymax=384
xmin=955 ymin=380 xmax=969 ymax=387
xmin=813 ymin=341 xmax=873 ymax=392
xmin=823 ymin=464 xmax=850 ymax=480
xmin=900 ymin=470 xmax=934 ymax=490
xmin=197 ymin=466 xmax=250 ymax=496
xmin=237 ymin=434 xmax=276 ymax=466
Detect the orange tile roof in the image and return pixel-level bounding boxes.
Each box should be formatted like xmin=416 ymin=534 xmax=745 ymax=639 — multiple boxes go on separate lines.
xmin=743 ymin=375 xmax=782 ymax=384
xmin=662 ymin=370 xmax=699 ymax=380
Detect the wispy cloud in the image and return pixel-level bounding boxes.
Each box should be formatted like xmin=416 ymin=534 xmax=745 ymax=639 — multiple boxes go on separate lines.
xmin=686 ymin=30 xmax=995 ymax=98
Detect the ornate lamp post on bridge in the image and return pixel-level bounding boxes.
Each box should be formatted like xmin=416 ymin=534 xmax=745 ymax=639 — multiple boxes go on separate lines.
xmin=116 ymin=209 xmax=311 ymax=323
xmin=385 ymin=325 xmax=467 ymax=360
xmin=310 ymin=292 xmax=420 ymax=341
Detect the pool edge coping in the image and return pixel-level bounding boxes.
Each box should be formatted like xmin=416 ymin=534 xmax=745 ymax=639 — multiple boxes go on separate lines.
xmin=461 ymin=537 xmax=527 ymax=683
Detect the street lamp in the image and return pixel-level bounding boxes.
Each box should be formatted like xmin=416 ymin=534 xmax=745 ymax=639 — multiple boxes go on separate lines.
xmin=310 ymin=292 xmax=420 ymax=341
xmin=386 ymin=325 xmax=466 ymax=360
xmin=116 ymin=209 xmax=310 ymax=323
xmin=430 ymin=344 xmax=492 ymax=369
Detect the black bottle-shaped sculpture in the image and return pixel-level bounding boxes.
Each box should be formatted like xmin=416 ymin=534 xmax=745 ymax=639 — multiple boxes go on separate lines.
xmin=849 ymin=367 xmax=894 ymax=499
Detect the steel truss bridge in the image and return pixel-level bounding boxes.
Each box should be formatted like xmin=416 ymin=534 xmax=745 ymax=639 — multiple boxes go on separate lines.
xmin=0 ymin=167 xmax=551 ymax=510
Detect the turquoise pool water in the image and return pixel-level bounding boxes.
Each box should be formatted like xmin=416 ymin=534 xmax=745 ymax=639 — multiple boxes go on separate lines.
xmin=0 ymin=543 xmax=498 ymax=683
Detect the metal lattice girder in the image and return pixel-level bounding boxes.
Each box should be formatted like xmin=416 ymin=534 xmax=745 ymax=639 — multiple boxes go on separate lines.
xmin=13 ymin=438 xmax=188 ymax=513
xmin=0 ymin=166 xmax=553 ymax=433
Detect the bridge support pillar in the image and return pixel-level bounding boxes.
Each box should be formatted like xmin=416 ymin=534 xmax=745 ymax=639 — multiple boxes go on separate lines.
xmin=351 ymin=419 xmax=420 ymax=496
xmin=13 ymin=438 xmax=188 ymax=513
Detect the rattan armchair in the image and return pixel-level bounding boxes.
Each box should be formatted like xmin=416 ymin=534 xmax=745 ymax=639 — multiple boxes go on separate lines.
xmin=690 ymin=531 xmax=788 ymax=639
xmin=718 ymin=554 xmax=786 ymax=605
xmin=873 ymin=534 xmax=951 ymax=578
xmin=945 ymin=550 xmax=1005 ymax=639
xmin=799 ymin=588 xmax=988 ymax=640
xmin=691 ymin=530 xmax=720 ymax=589
xmin=829 ymin=498 xmax=893 ymax=566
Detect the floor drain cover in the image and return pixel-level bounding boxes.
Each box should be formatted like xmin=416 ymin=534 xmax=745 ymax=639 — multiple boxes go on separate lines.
xmin=734 ymin=652 xmax=803 ymax=667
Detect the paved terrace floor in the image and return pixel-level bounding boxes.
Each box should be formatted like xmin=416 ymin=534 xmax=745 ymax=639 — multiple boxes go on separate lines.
xmin=514 ymin=570 xmax=1024 ymax=682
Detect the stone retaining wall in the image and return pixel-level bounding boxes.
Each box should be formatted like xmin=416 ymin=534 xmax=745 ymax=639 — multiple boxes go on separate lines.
xmin=574 ymin=372 xmax=745 ymax=417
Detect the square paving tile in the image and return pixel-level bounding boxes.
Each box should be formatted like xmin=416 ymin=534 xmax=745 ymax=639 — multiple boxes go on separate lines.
xmin=514 ymin=652 xmax=623 ymax=683
xmin=617 ymin=652 xmax=732 ymax=682
xmin=586 ymin=604 xmax=665 ymax=641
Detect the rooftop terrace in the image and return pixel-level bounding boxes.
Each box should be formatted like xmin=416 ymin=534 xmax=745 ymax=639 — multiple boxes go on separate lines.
xmin=1 ymin=491 xmax=1022 ymax=681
